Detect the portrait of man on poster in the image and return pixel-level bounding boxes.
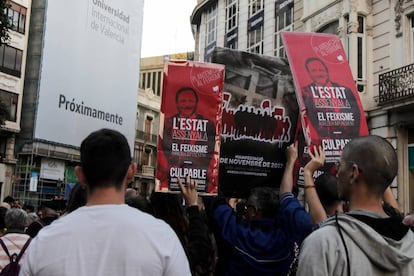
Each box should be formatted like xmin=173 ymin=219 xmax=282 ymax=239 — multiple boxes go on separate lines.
xmin=159 ymin=87 xmax=216 ymax=191
xmin=300 ymin=57 xmax=361 ymax=142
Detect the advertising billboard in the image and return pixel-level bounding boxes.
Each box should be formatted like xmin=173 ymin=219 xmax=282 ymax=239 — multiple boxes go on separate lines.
xmin=34 ymin=0 xmax=144 ymax=150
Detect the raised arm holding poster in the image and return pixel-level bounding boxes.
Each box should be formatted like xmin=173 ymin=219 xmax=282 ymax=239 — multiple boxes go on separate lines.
xmin=282 ymin=32 xmax=368 ymax=180
xmin=157 ymin=61 xmax=224 ymax=194
xmin=212 ymin=47 xmax=299 ymax=197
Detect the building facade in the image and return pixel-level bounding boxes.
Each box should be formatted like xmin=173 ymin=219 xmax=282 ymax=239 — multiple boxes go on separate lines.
xmin=135 ymin=52 xmax=194 ymax=196
xmin=191 ymin=0 xmax=414 ymax=213
xmin=133 ymin=56 xmax=162 ymax=196
xmin=0 ymin=0 xmax=31 ymax=199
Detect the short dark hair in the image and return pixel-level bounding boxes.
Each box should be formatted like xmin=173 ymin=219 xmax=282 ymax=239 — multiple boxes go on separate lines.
xmin=315 ymin=173 xmax=340 ymax=209
xmin=80 ymin=129 xmax=132 ymax=191
xmin=247 ymin=187 xmax=279 ymax=219
xmin=175 ymin=87 xmax=199 ymax=104
xmin=65 ymin=183 xmax=88 ymax=213
xmin=150 ymin=192 xmax=188 ymax=247
xmin=126 ymin=195 xmax=153 ymax=215
xmin=305 ymin=57 xmax=328 ymax=73
xmin=3 ymin=196 xmax=14 ymax=204
xmin=342 ymin=135 xmax=398 ymax=196
xmin=23 ymin=204 xmax=35 ymax=213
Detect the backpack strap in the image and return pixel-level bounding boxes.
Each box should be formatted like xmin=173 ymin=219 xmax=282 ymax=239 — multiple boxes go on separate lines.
xmin=0 ymin=239 xmax=10 ymax=259
xmin=36 ymin=220 xmax=44 ymax=228
xmin=15 ymin=238 xmax=31 ymax=263
xmin=0 ymin=238 xmax=32 ymax=263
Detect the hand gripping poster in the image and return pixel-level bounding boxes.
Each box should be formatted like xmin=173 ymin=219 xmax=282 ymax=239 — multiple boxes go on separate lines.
xmin=282 ymin=32 xmax=369 ymax=180
xmin=212 ymin=47 xmax=299 ymax=197
xmin=156 ymin=60 xmax=224 ymax=194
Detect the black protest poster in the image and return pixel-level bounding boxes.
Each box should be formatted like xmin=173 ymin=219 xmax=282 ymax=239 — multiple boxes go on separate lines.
xmin=212 ymin=47 xmax=299 ymax=197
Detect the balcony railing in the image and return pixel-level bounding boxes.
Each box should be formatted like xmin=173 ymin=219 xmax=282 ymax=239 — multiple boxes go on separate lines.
xmin=141 ymin=165 xmax=155 ymax=177
xmin=135 ymin=130 xmax=157 ymax=145
xmin=136 ymin=165 xmax=155 ymax=179
xmin=379 ymin=63 xmax=414 ymax=105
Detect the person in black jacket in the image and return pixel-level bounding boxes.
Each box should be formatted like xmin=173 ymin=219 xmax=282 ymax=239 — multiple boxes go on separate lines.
xmin=25 ymin=206 xmax=59 ymax=238
xmin=210 ymin=143 xmax=313 ymax=276
xmin=178 ymin=177 xmax=215 ymax=275
xmin=150 ymin=180 xmax=215 ymax=276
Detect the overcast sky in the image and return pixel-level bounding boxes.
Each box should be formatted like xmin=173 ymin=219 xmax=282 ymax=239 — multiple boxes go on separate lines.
xmin=141 ymin=1 xmax=197 ymax=57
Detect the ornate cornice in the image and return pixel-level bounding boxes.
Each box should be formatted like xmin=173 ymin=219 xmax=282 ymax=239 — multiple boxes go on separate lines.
xmin=350 ymin=0 xmax=358 ymax=13
xmin=310 ymin=5 xmax=341 ymax=32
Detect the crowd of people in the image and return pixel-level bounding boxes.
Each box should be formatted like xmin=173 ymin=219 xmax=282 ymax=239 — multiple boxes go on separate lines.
xmin=0 ymin=129 xmax=413 ymax=275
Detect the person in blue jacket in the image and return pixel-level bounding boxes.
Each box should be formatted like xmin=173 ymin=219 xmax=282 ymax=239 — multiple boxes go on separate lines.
xmin=212 ymin=142 xmax=312 ymax=275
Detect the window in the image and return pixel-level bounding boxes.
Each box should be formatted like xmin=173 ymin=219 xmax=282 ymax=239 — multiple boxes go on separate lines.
xmin=146 ymin=73 xmax=151 ymax=89
xmin=206 ymin=4 xmax=217 ymax=45
xmin=248 ymin=0 xmax=263 ymax=17
xmin=411 ymin=17 xmax=414 ymax=62
xmin=226 ymin=0 xmax=238 ymax=32
xmin=156 ymin=71 xmax=162 ymax=96
xmin=226 ymin=32 xmax=238 ymax=49
xmin=274 ymin=0 xmax=294 ymax=57
xmin=134 ymin=144 xmax=143 ymax=166
xmin=140 ymin=72 xmax=146 ymax=89
xmin=6 ymin=1 xmax=27 ymax=34
xmin=144 ymin=115 xmax=153 ymax=140
xmin=408 ymin=134 xmax=414 ymax=212
xmin=0 ymin=90 xmax=18 ymax=122
xmin=225 ymin=0 xmax=239 ymax=49
xmin=318 ymin=21 xmax=339 ymax=34
xmin=135 ymin=111 xmax=139 ymax=130
xmin=140 ymin=70 xmax=162 ymax=96
xmin=204 ymin=4 xmax=217 ymax=61
xmin=151 ymin=72 xmax=156 ymax=94
xmin=0 ymin=45 xmax=23 ymax=77
xmin=142 ymin=151 xmax=149 ymax=166
xmin=343 ymin=15 xmax=365 ymax=93
xmin=0 ymin=137 xmax=6 ymax=161
xmin=247 ymin=7 xmax=264 ymax=54
xmin=247 ymin=27 xmax=263 ymax=54
xmin=356 ymin=16 xmax=366 ymax=93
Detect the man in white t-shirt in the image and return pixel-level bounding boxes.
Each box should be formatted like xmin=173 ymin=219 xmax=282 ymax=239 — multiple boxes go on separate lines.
xmin=20 ymin=128 xmax=191 ymax=276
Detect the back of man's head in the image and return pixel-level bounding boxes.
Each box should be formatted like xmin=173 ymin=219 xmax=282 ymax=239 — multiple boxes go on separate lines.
xmin=126 ymin=195 xmax=153 ymax=215
xmin=125 ymin=188 xmax=138 ymax=199
xmin=80 ymin=129 xmax=132 ymax=191
xmin=342 ymin=135 xmax=397 ymax=196
xmin=65 ymin=183 xmax=88 ymax=213
xmin=5 ymin=208 xmax=28 ymax=231
xmin=247 ymin=187 xmax=279 ymax=219
xmin=315 ymin=173 xmax=340 ymax=211
xmin=3 ymin=196 xmax=14 ymax=205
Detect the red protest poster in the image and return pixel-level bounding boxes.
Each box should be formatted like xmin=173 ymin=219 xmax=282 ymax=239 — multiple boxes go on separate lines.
xmin=282 ymin=32 xmax=368 ymax=172
xmin=156 ymin=60 xmax=224 ymax=194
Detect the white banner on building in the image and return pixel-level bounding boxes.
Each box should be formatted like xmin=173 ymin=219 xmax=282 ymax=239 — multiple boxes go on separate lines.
xmin=34 ymin=0 xmax=144 ymax=151
xmin=40 ymin=158 xmax=65 ymax=181
xmin=29 ymin=172 xmax=38 ymax=192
